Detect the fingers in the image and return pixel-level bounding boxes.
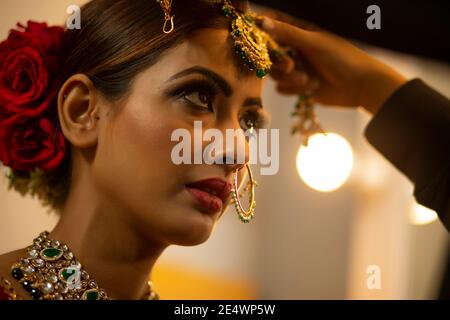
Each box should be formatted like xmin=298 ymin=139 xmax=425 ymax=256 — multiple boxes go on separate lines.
xmin=259 ymin=9 xmax=279 ymax=20
xmin=276 ymin=80 xmax=320 ymax=96
xmin=272 ymin=54 xmax=295 ymax=73
xmin=270 ymin=68 xmax=309 ymax=86
xmin=261 ymin=17 xmax=311 ymax=49
xmin=260 ymin=9 xmax=297 ymax=26
xmin=259 ymin=9 xmax=320 ymax=31
xmin=260 ymin=15 xmax=323 ymax=96
xmin=270 ymin=69 xmax=320 ymax=95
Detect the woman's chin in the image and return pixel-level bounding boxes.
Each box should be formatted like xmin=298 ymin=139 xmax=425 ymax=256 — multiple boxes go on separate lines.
xmin=171 ymin=228 xmax=214 ymax=247
xmin=168 ymin=206 xmax=218 ymax=246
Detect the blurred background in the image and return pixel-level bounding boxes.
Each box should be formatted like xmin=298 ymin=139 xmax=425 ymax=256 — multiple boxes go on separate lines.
xmin=0 ymin=0 xmax=449 ymax=299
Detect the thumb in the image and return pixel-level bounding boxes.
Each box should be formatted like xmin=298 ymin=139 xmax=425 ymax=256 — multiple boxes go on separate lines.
xmin=261 ymin=16 xmax=310 ymax=49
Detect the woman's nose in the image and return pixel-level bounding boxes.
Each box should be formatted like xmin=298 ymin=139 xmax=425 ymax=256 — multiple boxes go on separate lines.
xmin=206 ymin=125 xmax=251 ymax=173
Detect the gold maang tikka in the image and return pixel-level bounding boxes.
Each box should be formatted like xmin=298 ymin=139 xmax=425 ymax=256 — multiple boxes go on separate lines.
xmin=219 ymin=0 xmax=285 ymax=79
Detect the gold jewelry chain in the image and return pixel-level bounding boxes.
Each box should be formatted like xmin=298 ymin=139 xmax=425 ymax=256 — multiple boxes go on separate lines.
xmin=157 ymin=0 xmax=175 ymax=34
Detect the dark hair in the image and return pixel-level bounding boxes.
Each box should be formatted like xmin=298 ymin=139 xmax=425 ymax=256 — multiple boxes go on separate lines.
xmin=24 ymin=0 xmax=250 ymax=213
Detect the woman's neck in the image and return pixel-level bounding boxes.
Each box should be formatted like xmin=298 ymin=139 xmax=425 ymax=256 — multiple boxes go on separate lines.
xmin=49 ymin=170 xmax=167 ymax=300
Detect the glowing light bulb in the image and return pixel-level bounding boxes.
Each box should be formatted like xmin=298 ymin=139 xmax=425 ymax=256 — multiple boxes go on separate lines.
xmin=296 ymin=132 xmax=353 ymax=192
xmin=409 ymin=202 xmax=438 ymax=225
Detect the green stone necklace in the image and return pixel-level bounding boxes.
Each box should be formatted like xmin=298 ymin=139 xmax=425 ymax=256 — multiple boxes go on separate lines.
xmin=9 ymin=231 xmax=159 ymax=300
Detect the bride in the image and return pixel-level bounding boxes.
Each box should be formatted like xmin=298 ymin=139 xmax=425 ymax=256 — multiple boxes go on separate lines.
xmin=3 ymin=0 xmax=441 ymax=301
xmin=0 ymin=0 xmax=270 ymax=300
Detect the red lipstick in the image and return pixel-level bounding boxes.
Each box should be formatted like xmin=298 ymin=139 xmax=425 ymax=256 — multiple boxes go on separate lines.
xmin=185 ymin=178 xmax=232 ymax=214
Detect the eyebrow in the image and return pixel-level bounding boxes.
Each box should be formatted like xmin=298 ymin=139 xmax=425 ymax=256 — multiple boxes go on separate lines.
xmin=167 ymin=66 xmax=232 ymax=97
xmin=166 ymin=66 xmax=263 ymax=109
xmin=243 ymin=97 xmax=263 ymax=109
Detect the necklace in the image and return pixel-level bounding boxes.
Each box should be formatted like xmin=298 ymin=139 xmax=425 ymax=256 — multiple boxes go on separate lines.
xmin=8 ymin=231 xmax=159 ymax=300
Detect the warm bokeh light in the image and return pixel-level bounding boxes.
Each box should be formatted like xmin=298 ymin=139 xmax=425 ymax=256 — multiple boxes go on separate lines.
xmin=409 ymin=202 xmax=438 ymax=225
xmin=296 ymin=132 xmax=354 ymax=192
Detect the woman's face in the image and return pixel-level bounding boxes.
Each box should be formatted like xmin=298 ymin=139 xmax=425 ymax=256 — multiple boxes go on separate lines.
xmin=91 ymin=28 xmax=268 ymax=246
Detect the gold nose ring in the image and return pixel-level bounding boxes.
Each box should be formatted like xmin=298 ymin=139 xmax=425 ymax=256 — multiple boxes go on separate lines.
xmin=230 ymin=163 xmax=257 ymax=223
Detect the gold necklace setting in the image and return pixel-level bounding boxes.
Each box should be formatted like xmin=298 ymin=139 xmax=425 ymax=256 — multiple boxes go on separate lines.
xmin=9 ymin=231 xmax=159 ymax=300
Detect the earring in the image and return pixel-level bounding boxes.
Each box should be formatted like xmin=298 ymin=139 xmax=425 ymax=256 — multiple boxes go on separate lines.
xmin=230 ymin=164 xmax=258 ymax=223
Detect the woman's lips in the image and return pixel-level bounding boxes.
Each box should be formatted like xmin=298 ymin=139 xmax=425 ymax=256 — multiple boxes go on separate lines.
xmin=185 ymin=178 xmax=232 ymax=214
xmin=186 ymin=187 xmax=223 ymax=214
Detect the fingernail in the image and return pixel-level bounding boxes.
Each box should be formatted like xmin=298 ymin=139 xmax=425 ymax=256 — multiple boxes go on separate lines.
xmin=261 ymin=17 xmax=275 ymax=31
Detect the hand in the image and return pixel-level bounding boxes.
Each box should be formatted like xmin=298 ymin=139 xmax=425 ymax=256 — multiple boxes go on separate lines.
xmin=260 ymin=12 xmax=407 ymax=114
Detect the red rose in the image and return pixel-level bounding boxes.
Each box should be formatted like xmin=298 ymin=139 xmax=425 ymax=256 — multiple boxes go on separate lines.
xmin=0 ymin=46 xmax=51 ymax=122
xmin=8 ymin=22 xmax=64 ymax=55
xmin=0 ymin=117 xmax=66 ymax=172
xmin=0 ymin=21 xmax=64 ymax=126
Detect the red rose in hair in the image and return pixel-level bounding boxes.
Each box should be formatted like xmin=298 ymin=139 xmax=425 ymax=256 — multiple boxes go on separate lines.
xmin=0 ymin=21 xmax=64 ymax=126
xmin=0 ymin=117 xmax=66 ymax=172
xmin=0 ymin=21 xmax=66 ymax=172
xmin=8 ymin=21 xmax=64 ymax=55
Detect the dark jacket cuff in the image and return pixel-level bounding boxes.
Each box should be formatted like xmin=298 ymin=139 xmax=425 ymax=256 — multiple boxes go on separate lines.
xmin=364 ymin=78 xmax=450 ymax=231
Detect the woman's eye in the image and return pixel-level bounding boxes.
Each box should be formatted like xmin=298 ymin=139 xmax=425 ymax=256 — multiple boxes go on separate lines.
xmin=239 ymin=110 xmax=269 ymax=131
xmin=240 ymin=117 xmax=255 ymax=131
xmin=182 ymin=91 xmax=212 ymax=110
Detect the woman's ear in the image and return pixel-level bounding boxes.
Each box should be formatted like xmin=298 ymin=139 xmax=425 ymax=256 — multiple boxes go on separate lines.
xmin=57 ymin=74 xmax=101 ymax=148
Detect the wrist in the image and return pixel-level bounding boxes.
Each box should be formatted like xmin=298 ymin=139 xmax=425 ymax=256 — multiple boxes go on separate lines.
xmin=359 ymin=63 xmax=407 ymax=114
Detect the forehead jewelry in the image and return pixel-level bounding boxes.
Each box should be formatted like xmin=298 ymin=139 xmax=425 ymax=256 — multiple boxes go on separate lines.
xmin=156 ymin=0 xmax=285 ymax=78
xmin=220 ymin=0 xmax=284 ymax=79
xmin=157 ymin=0 xmax=175 ymax=34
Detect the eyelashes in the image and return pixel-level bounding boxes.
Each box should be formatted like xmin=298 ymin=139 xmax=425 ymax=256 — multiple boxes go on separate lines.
xmin=166 ymin=79 xmax=270 ymax=130
xmin=240 ymin=108 xmax=271 ymax=130
xmin=172 ymin=80 xmax=219 ymax=111
xmin=167 ymin=79 xmax=220 ymax=105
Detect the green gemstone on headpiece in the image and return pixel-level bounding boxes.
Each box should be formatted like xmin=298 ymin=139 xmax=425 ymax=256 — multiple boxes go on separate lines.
xmin=256 ymin=69 xmax=269 ymax=79
xmin=221 ymin=5 xmax=231 ymax=16
xmin=223 ymin=2 xmax=274 ymax=81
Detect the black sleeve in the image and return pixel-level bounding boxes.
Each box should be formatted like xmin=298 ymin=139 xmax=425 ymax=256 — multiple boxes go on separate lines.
xmin=364 ymin=78 xmax=450 ymax=232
